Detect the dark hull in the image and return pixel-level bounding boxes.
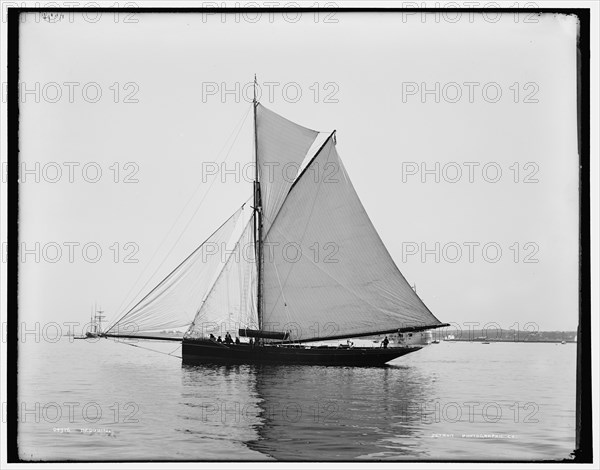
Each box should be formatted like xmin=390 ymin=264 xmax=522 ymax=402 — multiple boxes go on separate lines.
xmin=182 ymin=338 xmax=421 ymax=366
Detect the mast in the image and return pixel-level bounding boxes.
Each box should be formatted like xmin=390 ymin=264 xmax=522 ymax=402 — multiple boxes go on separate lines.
xmin=96 ymin=305 xmax=105 ymax=334
xmin=253 ymin=74 xmax=263 ymax=329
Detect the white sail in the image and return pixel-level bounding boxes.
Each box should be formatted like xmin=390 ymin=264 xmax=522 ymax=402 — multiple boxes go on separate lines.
xmin=256 ymin=103 xmax=319 ymax=233
xmin=106 ymin=206 xmax=246 ymax=336
xmin=261 ymin=136 xmax=443 ymax=341
xmin=107 ymin=102 xmax=443 ymax=343
xmin=186 ymin=215 xmax=258 ymax=338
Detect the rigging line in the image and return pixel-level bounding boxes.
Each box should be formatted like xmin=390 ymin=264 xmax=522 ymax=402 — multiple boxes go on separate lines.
xmin=115 ymin=339 xmax=182 ymax=359
xmin=114 ymin=105 xmax=252 ymax=322
xmin=108 ymin=104 xmax=252 ymax=328
xmin=122 ymin=108 xmax=252 ymax=318
xmin=105 ymin=205 xmax=245 ymax=334
xmin=270 ymin=255 xmax=294 ymax=329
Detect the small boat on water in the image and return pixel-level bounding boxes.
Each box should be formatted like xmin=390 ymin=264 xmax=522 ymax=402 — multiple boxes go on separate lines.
xmin=102 ymin=78 xmax=448 ymax=366
xmin=75 ymin=303 xmax=105 ymax=339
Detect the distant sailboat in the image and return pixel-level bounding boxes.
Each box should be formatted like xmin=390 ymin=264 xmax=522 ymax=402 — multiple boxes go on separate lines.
xmin=103 ymin=78 xmax=448 ymax=365
xmin=86 ymin=303 xmax=106 ymax=338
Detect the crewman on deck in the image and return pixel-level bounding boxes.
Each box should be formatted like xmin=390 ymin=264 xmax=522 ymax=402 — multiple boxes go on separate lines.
xmin=224 ymin=332 xmax=233 ymax=344
xmin=209 ymin=334 xmax=216 ymax=341
xmin=235 ymin=337 xmax=240 ymax=344
xmin=217 ymin=336 xmax=223 ymax=343
xmin=382 ymin=336 xmax=389 ymax=348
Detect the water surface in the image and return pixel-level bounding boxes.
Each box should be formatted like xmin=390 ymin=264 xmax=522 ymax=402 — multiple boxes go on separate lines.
xmin=17 ymin=339 xmax=576 ymax=461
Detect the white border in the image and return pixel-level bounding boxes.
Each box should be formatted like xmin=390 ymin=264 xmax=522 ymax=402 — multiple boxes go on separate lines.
xmin=0 ymin=1 xmax=597 ymax=468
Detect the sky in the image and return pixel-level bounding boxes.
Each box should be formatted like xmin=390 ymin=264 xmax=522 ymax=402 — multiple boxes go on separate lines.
xmin=15 ymin=10 xmax=581 ymax=334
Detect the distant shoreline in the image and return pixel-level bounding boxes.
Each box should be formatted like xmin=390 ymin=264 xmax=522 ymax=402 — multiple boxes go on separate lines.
xmin=444 ymin=339 xmax=576 ymax=344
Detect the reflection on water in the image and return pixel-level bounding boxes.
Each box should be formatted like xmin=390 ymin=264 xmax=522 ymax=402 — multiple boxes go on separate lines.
xmin=244 ymin=364 xmax=432 ymax=460
xmin=18 ymin=339 xmax=576 ymax=461
xmin=179 ymin=364 xmax=264 ymax=454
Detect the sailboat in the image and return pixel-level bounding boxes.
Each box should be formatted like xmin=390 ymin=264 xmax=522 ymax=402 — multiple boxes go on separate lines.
xmin=103 ymin=78 xmax=448 ymax=366
xmin=86 ymin=303 xmax=106 ymax=338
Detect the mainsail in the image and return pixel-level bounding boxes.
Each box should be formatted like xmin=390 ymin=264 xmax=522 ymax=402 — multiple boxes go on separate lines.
xmin=255 ymin=103 xmax=319 ymax=234
xmin=107 ymin=99 xmax=444 ymax=343
xmin=259 ymin=129 xmax=443 ymax=342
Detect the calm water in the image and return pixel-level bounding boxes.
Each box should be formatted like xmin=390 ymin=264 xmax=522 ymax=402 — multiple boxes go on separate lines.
xmin=17 ymin=338 xmax=576 ymax=461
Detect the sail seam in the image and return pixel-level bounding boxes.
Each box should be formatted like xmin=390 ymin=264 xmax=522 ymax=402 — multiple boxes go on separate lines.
xmin=262 ymin=211 xmax=397 ymax=325
xmin=336 ymin=154 xmax=442 ymax=322
xmin=262 ymin=143 xmax=336 ymax=322
xmin=188 ymin=215 xmax=256 ymax=335
xmin=261 ymin=142 xmax=441 ymax=334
